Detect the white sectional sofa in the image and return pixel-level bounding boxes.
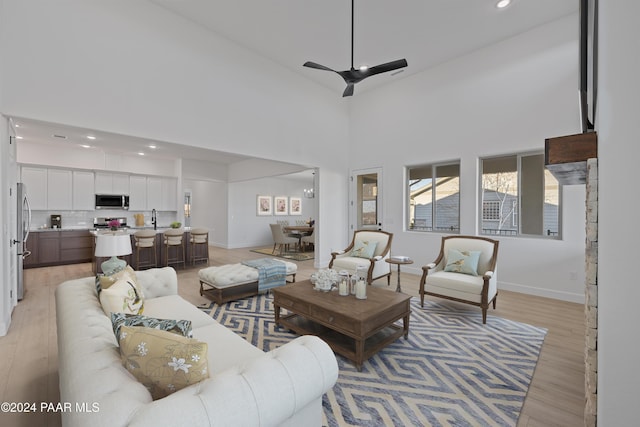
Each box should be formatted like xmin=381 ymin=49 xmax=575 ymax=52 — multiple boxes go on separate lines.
xmin=55 ymin=267 xmax=338 ymax=427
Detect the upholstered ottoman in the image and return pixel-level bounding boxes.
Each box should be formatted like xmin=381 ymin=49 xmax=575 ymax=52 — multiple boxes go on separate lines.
xmin=199 ymin=260 xmax=297 ymax=304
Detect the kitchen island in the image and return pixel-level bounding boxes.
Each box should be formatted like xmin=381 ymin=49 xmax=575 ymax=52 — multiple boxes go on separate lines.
xmin=25 ymin=227 xmax=207 ymax=272
xmin=92 ymin=228 xmax=204 ymax=274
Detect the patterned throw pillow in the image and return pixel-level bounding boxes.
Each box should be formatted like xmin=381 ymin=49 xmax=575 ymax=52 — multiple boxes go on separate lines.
xmin=444 ymin=249 xmax=481 ymax=276
xmin=350 ymin=240 xmax=378 ymax=259
xmin=99 ymin=270 xmax=145 ymax=315
xmin=96 ymin=266 xmax=137 ymax=295
xmin=111 ymin=313 xmax=193 ymax=341
xmin=118 ymin=326 xmax=209 ymax=400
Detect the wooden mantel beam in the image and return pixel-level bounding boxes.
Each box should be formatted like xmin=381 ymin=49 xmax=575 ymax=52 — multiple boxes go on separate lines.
xmin=545 ymin=132 xmax=598 ymax=185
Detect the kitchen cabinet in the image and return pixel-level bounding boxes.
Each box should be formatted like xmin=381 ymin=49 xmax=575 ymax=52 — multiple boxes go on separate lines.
xmin=129 ymin=175 xmax=147 ymax=210
xmin=95 ymin=172 xmax=129 ymax=194
xmin=47 ymin=169 xmax=72 ymax=210
xmin=24 ymin=230 xmax=93 ymax=268
xmin=162 ymin=177 xmax=177 ymax=211
xmin=21 ymin=167 xmax=47 ymax=210
xmin=146 ymin=177 xmax=162 ymax=211
xmin=72 ymin=171 xmax=95 ymax=210
xmin=38 ymin=231 xmax=61 ymax=264
xmin=60 ymin=230 xmax=93 ymax=263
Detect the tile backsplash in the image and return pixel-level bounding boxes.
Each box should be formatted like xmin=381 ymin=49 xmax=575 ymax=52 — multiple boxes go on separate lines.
xmin=31 ymin=210 xmax=177 ymax=230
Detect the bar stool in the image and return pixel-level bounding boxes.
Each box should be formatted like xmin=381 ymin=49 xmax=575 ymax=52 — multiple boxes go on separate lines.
xmin=189 ymin=228 xmax=209 ymax=266
xmin=133 ymin=230 xmax=158 ymax=270
xmin=163 ymin=228 xmax=185 ymax=269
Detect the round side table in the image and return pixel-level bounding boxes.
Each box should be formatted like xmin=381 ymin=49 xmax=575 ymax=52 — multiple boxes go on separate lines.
xmin=386 ymin=256 xmax=413 ymax=293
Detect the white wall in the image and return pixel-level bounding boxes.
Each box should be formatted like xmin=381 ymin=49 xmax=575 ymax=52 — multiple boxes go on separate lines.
xmin=0 ymin=116 xmax=16 ymax=336
xmin=182 ymin=178 xmax=227 ymax=247
xmin=227 ymin=174 xmax=316 ymax=249
xmin=349 ymin=14 xmax=586 ymax=302
xmin=597 ymin=1 xmax=640 ymax=423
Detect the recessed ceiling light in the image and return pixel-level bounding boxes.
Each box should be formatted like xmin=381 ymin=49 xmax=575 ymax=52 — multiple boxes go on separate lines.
xmin=496 ymin=0 xmax=511 ymax=8
xmin=138 ymin=152 xmax=145 ymax=156
xmin=80 ymin=144 xmax=91 ymax=148
xmin=148 ymin=145 xmax=157 ymax=149
xmin=15 ymin=124 xmax=20 ymax=128
xmin=16 ymin=136 xmax=23 ymax=139
xmin=86 ymin=135 xmax=96 ymax=140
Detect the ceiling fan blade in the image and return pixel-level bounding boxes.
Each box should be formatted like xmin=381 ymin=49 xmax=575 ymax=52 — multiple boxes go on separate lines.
xmin=342 ymin=83 xmax=354 ymax=97
xmin=303 ymin=61 xmax=337 ymax=73
xmin=366 ymin=59 xmax=408 ymax=77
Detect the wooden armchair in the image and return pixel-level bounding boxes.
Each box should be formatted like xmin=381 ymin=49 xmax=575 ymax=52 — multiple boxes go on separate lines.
xmin=329 ymin=230 xmax=393 ymax=285
xmin=419 ymin=235 xmax=499 ymax=324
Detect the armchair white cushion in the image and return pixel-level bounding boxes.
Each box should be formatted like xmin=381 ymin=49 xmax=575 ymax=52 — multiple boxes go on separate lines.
xmin=329 ymin=230 xmax=393 ymax=285
xmin=419 ymin=236 xmax=499 ymax=324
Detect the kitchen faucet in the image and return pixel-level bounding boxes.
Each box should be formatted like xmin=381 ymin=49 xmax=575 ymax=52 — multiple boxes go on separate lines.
xmin=151 ymin=209 xmax=157 ymax=230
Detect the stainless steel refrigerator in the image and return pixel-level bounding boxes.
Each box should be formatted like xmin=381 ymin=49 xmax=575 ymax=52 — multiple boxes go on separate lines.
xmin=16 ymin=182 xmax=31 ymax=300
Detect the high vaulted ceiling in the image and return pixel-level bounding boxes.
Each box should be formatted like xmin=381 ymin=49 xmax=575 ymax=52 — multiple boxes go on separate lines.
xmin=13 ymin=0 xmax=579 ymax=163
xmin=149 ymin=0 xmax=578 ymax=95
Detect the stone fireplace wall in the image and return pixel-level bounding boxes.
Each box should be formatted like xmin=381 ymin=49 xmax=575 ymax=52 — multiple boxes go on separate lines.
xmin=585 ymin=158 xmax=598 ymax=426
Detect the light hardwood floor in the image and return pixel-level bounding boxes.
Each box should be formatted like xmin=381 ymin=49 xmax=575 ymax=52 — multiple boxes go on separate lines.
xmin=0 ymin=246 xmax=585 ymax=426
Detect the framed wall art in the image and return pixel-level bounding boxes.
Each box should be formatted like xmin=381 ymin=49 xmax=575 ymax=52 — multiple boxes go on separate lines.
xmin=257 ymin=195 xmax=272 ymax=216
xmin=289 ymin=197 xmax=302 ymax=215
xmin=274 ymin=196 xmax=288 ymax=215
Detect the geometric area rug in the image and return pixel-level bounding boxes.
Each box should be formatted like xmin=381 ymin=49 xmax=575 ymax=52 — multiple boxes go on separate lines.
xmin=199 ymin=295 xmax=547 ymax=427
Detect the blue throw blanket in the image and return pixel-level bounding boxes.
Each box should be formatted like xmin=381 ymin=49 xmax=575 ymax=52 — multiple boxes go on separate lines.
xmin=241 ymin=258 xmax=287 ymax=291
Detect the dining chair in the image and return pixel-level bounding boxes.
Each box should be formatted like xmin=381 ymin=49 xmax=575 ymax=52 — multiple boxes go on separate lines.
xmin=269 ymin=224 xmax=298 ymax=255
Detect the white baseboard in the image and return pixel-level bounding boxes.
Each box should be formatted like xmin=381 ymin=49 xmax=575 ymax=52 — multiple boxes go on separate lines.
xmin=499 ymin=281 xmax=584 ymax=304
xmin=0 ymin=311 xmax=11 ymax=337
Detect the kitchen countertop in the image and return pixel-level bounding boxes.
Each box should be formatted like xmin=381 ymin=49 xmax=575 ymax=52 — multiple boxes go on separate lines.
xmin=30 ymin=226 xmax=191 ymax=233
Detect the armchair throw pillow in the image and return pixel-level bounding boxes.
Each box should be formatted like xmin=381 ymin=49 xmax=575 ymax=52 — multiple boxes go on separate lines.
xmin=350 ymin=240 xmax=378 ymax=259
xmin=444 ymin=249 xmax=481 ymax=276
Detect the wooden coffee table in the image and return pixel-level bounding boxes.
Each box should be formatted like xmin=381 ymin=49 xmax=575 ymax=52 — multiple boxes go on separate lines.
xmin=273 ymin=280 xmax=411 ymax=371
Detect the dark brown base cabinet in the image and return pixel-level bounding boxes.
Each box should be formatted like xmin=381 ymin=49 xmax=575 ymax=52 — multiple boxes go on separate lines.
xmin=24 ymin=230 xmax=93 ymax=269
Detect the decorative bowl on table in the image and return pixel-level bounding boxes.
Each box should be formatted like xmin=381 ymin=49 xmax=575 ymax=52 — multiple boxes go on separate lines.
xmin=310 ymin=269 xmax=339 ymax=292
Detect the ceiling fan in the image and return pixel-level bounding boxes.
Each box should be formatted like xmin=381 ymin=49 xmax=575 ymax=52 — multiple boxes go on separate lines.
xmin=303 ymin=0 xmax=408 ymax=97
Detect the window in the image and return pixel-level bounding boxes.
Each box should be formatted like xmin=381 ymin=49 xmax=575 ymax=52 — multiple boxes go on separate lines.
xmin=407 ymin=162 xmax=460 ymax=232
xmin=482 ymin=201 xmax=501 ymax=221
xmin=480 ymin=153 xmax=560 ymax=238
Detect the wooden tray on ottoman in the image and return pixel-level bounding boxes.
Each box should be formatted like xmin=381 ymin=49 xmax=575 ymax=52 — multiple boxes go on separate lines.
xmin=273 ymin=280 xmax=411 ymax=371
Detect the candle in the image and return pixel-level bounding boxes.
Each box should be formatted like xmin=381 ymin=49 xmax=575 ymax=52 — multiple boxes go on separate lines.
xmin=355 ymin=280 xmax=367 ymax=299
xmin=339 ymin=280 xmax=348 ymax=296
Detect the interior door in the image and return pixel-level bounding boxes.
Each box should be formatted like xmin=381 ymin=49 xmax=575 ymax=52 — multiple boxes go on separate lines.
xmin=350 ymin=168 xmax=383 ymax=231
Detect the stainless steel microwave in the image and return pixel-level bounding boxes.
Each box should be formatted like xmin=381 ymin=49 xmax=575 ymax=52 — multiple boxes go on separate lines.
xmin=95 ymin=194 xmax=129 ymax=210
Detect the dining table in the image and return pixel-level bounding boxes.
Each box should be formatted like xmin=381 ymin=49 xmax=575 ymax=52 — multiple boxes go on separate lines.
xmin=283 ymin=225 xmax=314 ymax=251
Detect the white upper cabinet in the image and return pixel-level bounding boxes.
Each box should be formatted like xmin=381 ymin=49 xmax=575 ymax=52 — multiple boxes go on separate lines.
xmin=47 ymin=169 xmax=72 ymax=210
xmin=129 ymin=175 xmax=147 ymax=211
xmin=146 ymin=177 xmax=162 ymax=211
xmin=161 ymin=178 xmax=177 ymax=211
xmin=21 ymin=167 xmax=47 ymax=210
xmin=72 ymin=171 xmax=95 ymax=210
xmin=95 ymin=172 xmax=130 ymax=194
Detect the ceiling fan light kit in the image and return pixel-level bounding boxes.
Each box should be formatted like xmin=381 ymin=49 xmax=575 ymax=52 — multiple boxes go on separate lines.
xmin=303 ymin=0 xmax=407 ymax=97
